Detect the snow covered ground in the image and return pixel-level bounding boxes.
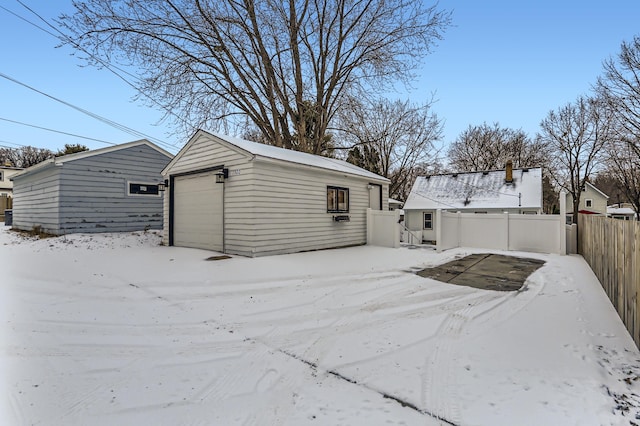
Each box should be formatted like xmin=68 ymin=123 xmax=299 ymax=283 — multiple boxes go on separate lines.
xmin=1 ymin=224 xmax=639 ymax=425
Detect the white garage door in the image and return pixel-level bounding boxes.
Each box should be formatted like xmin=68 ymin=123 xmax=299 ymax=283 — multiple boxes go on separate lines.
xmin=173 ymin=171 xmax=223 ymax=251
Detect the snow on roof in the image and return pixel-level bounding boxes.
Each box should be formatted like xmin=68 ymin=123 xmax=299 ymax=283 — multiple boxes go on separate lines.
xmin=207 ymin=131 xmax=389 ymax=182
xmin=403 ymin=168 xmax=543 ymax=210
xmin=607 ymin=206 xmax=636 ymax=215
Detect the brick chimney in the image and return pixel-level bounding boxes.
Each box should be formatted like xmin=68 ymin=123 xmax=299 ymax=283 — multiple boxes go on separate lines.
xmin=505 ymin=160 xmax=513 ymax=183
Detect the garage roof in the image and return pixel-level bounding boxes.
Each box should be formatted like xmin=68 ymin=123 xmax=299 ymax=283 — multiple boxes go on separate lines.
xmin=167 ymin=130 xmax=389 ymax=182
xmin=11 ymin=140 xmax=173 ymax=180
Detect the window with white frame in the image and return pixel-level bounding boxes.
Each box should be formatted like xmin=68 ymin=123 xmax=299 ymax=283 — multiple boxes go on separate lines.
xmin=127 ymin=181 xmax=160 ymax=196
xmin=585 ymin=199 xmax=593 ymax=208
xmin=423 ymin=212 xmax=433 ymax=230
xmin=327 ymin=186 xmax=349 ymax=213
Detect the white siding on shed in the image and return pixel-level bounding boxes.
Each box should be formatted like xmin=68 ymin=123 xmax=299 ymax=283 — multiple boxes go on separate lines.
xmin=163 ymin=130 xmax=390 ymax=257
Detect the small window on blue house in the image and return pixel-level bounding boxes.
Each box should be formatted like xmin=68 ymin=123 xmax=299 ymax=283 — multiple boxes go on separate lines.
xmin=128 ymin=182 xmax=160 ymax=196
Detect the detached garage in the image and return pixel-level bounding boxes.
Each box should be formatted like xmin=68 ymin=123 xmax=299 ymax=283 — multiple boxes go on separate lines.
xmin=162 ymin=130 xmax=389 ymax=257
xmin=11 ymin=140 xmax=173 ymax=235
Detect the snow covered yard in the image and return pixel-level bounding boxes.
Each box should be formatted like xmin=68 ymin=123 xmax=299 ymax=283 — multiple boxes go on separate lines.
xmin=1 ymin=225 xmax=640 ymax=426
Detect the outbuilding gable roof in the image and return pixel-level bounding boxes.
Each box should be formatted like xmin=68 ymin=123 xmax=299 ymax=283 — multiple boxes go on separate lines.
xmin=12 ymin=140 xmax=173 ymax=180
xmin=164 ymin=130 xmax=389 ymax=182
xmin=403 ymin=167 xmax=543 ymax=211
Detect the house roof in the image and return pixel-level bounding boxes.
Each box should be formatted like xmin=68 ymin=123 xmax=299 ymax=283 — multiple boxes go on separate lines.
xmin=12 ymin=140 xmax=173 ymax=180
xmin=607 ymin=206 xmax=636 ymax=216
xmin=403 ymin=167 xmax=543 ymax=211
xmin=164 ymin=130 xmax=389 ymax=182
xmin=567 ymin=182 xmax=609 ymax=200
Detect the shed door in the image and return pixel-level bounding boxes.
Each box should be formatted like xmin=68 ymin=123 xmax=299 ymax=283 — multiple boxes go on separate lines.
xmin=369 ymin=183 xmax=382 ymax=210
xmin=173 ymin=171 xmax=223 ymax=251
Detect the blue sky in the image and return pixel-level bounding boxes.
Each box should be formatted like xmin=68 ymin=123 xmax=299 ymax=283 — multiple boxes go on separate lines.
xmin=1 ymin=1 xmax=639 ymax=156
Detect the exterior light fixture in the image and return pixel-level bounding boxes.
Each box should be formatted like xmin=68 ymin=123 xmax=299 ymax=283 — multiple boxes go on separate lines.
xmin=158 ymin=179 xmax=168 ymax=191
xmin=216 ymin=168 xmax=229 ymax=183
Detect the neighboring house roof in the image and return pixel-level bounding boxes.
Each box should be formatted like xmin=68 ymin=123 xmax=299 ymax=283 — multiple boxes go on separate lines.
xmin=12 ymin=140 xmax=173 ymax=180
xmin=403 ymin=167 xmax=543 ymax=210
xmin=388 ymin=198 xmax=403 ymax=205
xmin=607 ymin=206 xmax=636 ymax=216
xmin=164 ymin=130 xmax=389 ymax=182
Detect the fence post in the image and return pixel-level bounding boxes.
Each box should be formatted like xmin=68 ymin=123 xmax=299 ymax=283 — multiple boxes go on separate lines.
xmin=559 ymin=190 xmax=567 ymax=255
xmin=366 ymin=208 xmax=372 ymax=245
xmin=436 ymin=209 xmax=442 ymax=252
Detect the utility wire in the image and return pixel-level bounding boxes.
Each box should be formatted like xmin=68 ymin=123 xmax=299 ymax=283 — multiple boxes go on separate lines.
xmin=0 ymin=140 xmax=28 ymax=148
xmin=0 ymin=71 xmax=176 ymax=150
xmin=0 ymin=117 xmax=116 ymax=145
xmin=10 ymin=1 xmax=194 ymax=143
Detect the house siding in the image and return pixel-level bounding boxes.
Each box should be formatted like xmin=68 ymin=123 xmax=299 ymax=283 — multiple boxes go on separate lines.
xmin=12 ymin=166 xmax=60 ymax=233
xmin=247 ymin=160 xmax=383 ymax=256
xmin=163 ymin=132 xmax=390 ymax=257
xmin=162 ymin=132 xmax=254 ymax=255
xmin=12 ymin=144 xmax=171 ymax=235
xmin=566 ymin=185 xmax=608 ymax=215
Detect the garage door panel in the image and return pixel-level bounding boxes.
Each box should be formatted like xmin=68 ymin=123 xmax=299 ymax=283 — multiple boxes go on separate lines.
xmin=173 ymin=171 xmax=224 ymax=251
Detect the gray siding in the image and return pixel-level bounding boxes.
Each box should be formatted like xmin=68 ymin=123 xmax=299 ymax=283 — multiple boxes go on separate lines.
xmin=12 ymin=167 xmax=60 ymax=233
xmin=13 ymin=144 xmax=171 ymax=235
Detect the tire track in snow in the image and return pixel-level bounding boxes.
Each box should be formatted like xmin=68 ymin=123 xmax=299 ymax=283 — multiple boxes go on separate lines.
xmin=420 ymin=269 xmax=548 ymax=424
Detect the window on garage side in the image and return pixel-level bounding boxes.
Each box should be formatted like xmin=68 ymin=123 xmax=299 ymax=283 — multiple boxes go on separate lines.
xmin=423 ymin=212 xmax=433 ymax=230
xmin=128 ymin=181 xmax=160 ymax=196
xmin=327 ymin=186 xmax=349 ymax=213
xmin=585 ymin=199 xmax=593 ymax=208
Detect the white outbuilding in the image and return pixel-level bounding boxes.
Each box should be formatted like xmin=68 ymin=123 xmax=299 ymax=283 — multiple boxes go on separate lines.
xmin=161 ymin=130 xmax=389 ymax=257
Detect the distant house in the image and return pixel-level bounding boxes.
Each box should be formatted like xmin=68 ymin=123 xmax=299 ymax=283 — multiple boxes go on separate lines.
xmin=0 ymin=165 xmax=23 ymax=197
xmin=161 ymin=130 xmax=389 ymax=257
xmin=403 ymin=163 xmax=543 ymax=244
xmin=388 ymin=198 xmax=403 ymax=210
xmin=11 ymin=140 xmax=172 ymax=235
xmin=565 ymin=182 xmax=608 ymax=223
xmin=607 ymin=203 xmax=637 ymax=221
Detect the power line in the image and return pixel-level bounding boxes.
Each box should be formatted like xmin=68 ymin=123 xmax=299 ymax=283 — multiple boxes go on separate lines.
xmin=8 ymin=1 xmax=194 ymax=143
xmin=0 ymin=117 xmax=116 ymax=145
xmin=0 ymin=140 xmax=28 ymax=148
xmin=0 ymin=71 xmax=176 ymax=150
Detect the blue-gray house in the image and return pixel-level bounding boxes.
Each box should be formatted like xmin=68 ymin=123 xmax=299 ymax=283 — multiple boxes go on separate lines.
xmin=11 ymin=140 xmax=173 ymax=235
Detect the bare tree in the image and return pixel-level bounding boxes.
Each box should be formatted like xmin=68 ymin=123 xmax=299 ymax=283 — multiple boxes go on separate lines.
xmin=604 ymin=138 xmax=640 ymax=220
xmin=337 ymin=98 xmax=443 ymax=199
xmin=596 ymin=35 xmax=640 ymax=156
xmin=59 ymin=0 xmax=450 ymax=155
xmin=55 ymin=144 xmax=90 ymax=157
xmin=447 ymin=122 xmax=548 ymax=172
xmin=448 ymin=123 xmax=547 ymax=172
xmin=0 ymin=146 xmax=54 ymax=168
xmin=538 ymin=96 xmax=613 ymax=223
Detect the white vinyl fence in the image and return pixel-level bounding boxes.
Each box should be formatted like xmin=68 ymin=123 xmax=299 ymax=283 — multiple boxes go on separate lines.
xmin=436 ymin=211 xmax=565 ymax=254
xmin=366 ymin=209 xmax=400 ymax=248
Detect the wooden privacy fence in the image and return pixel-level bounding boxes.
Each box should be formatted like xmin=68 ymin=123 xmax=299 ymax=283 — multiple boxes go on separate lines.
xmin=0 ymin=195 xmax=12 ymax=221
xmin=579 ymin=214 xmax=640 ymax=347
